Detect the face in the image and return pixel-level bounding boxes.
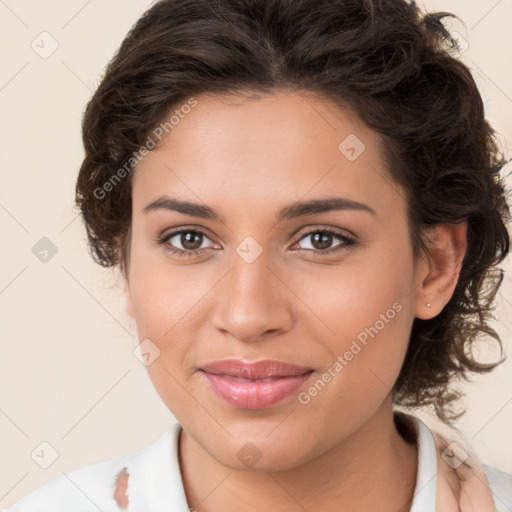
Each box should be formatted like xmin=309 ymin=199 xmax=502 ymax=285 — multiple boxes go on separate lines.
xmin=124 ymin=90 xmax=422 ymax=471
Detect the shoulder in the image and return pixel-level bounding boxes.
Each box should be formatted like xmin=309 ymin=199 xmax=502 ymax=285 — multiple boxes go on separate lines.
xmin=6 ymin=425 xmax=179 ymax=512
xmin=481 ymin=463 xmax=512 ymax=512
xmin=6 ymin=458 xmax=123 ymax=512
xmin=397 ymin=411 xmax=511 ymax=512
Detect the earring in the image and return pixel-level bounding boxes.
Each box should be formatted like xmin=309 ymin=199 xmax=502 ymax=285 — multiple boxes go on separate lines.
xmin=426 ymin=303 xmax=431 ymax=308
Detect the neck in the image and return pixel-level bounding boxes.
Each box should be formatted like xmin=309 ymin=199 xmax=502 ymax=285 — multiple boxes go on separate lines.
xmin=178 ymin=397 xmax=418 ymax=512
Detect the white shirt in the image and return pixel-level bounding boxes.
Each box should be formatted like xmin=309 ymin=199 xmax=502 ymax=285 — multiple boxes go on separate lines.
xmin=6 ymin=414 xmax=512 ymax=512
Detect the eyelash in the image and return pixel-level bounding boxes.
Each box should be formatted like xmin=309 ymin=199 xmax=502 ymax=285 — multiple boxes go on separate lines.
xmin=157 ymin=227 xmax=357 ymax=258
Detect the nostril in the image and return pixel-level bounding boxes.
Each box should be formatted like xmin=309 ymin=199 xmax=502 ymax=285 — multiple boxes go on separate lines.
xmin=113 ymin=466 xmax=129 ymax=509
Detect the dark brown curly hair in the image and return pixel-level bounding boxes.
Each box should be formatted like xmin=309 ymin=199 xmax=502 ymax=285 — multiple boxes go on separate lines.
xmin=75 ymin=0 xmax=510 ymax=422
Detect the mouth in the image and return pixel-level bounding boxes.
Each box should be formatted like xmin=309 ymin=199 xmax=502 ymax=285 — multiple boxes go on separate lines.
xmin=199 ymin=359 xmax=314 ymax=409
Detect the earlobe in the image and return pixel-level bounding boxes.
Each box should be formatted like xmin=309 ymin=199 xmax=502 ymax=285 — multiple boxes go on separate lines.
xmin=414 ymin=221 xmax=468 ymax=320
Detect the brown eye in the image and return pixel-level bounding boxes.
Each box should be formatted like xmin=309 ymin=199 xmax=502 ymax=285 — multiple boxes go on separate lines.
xmin=309 ymin=232 xmax=336 ymax=250
xmin=158 ymin=229 xmax=219 ymax=257
xmin=178 ymin=231 xmax=204 ymax=250
xmin=296 ymin=229 xmax=355 ymax=253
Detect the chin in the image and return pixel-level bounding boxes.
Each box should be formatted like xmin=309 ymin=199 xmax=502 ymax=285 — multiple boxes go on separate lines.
xmin=202 ymin=433 xmax=313 ymax=473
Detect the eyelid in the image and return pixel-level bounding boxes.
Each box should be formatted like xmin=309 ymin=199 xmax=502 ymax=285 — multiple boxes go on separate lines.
xmin=293 ymin=225 xmax=357 ymax=244
xmin=290 ymin=226 xmax=357 ymax=254
xmin=158 ymin=226 xmax=219 ymax=249
xmin=158 ymin=224 xmax=217 ymax=242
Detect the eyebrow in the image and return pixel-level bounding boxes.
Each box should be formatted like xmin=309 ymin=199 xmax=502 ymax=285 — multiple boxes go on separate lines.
xmin=142 ymin=195 xmax=376 ymax=221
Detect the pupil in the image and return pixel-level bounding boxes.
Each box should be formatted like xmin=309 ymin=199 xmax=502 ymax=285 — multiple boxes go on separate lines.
xmin=181 ymin=232 xmax=202 ymax=250
xmin=312 ymin=232 xmax=332 ymax=250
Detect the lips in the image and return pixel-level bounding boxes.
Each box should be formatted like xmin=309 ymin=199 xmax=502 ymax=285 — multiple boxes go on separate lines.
xmin=199 ymin=359 xmax=314 ymax=409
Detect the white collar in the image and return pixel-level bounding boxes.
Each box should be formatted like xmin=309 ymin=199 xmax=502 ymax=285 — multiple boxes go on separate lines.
xmin=408 ymin=415 xmax=438 ymax=511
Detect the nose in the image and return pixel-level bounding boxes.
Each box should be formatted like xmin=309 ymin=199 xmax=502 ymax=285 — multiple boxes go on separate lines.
xmin=212 ymin=251 xmax=294 ymax=344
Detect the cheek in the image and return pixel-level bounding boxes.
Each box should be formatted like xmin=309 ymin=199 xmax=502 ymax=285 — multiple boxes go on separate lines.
xmin=127 ymin=263 xmax=203 ymax=415
xmin=127 ymin=256 xmax=217 ymax=397
xmin=127 ymin=245 xmax=204 ymax=339
xmin=306 ymin=243 xmax=413 ymax=341
xmin=306 ymin=244 xmax=415 ymax=393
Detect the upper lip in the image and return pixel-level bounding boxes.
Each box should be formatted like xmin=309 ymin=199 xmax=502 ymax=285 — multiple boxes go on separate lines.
xmin=200 ymin=359 xmax=313 ymax=379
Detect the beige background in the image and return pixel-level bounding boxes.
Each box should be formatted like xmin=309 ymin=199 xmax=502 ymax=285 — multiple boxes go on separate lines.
xmin=1 ymin=0 xmax=511 ymax=507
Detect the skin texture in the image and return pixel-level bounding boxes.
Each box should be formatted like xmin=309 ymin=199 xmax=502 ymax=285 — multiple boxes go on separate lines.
xmin=122 ymin=90 xmax=467 ymax=512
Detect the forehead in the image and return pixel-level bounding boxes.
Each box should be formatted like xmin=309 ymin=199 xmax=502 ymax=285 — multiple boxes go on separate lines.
xmin=132 ymin=90 xmax=406 ymax=220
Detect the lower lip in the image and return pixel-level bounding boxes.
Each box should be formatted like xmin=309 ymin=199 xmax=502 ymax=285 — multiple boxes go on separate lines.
xmin=200 ymin=370 xmax=313 ymax=409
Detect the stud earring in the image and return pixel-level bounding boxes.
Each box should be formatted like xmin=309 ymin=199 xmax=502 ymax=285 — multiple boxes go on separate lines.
xmin=426 ymin=303 xmax=431 ymax=308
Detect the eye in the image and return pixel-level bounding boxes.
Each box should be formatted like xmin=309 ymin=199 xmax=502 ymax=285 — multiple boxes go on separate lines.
xmin=293 ymin=228 xmax=356 ymax=254
xmin=158 ymin=229 xmax=219 ymax=257
xmin=157 ymin=226 xmax=357 ymax=258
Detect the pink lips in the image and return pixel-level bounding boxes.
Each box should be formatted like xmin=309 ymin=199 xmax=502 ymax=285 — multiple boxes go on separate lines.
xmin=199 ymin=359 xmax=314 ymax=409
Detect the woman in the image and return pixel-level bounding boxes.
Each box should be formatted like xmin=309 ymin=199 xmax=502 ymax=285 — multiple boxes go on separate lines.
xmin=8 ymin=0 xmax=511 ymax=510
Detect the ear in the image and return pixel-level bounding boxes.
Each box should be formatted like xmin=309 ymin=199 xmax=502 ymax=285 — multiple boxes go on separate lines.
xmin=414 ymin=221 xmax=468 ymax=320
